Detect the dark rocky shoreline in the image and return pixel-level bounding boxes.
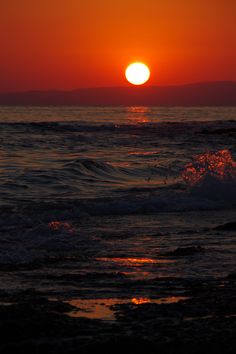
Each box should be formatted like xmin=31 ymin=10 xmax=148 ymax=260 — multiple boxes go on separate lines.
xmin=0 ymin=274 xmax=235 ymax=354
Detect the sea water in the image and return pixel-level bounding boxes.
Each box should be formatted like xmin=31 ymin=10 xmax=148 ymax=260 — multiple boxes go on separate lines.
xmin=0 ymin=106 xmax=235 ymax=304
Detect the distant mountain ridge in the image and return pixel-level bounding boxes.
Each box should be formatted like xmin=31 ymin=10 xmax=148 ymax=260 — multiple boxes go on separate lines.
xmin=0 ymin=81 xmax=235 ymax=106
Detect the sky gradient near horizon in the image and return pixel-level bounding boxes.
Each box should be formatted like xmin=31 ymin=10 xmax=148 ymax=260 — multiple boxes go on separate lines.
xmin=0 ymin=0 xmax=235 ymax=92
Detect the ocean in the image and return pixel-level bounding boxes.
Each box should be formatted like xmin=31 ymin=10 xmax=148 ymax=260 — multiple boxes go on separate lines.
xmin=0 ymin=106 xmax=235 ymax=319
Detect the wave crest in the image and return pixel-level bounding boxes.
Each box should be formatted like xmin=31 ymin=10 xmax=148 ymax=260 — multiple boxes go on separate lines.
xmin=182 ymin=150 xmax=236 ymax=186
xmin=182 ymin=150 xmax=236 ymax=200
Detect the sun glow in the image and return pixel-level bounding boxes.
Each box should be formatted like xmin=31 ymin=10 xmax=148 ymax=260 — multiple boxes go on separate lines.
xmin=125 ymin=62 xmax=150 ymax=85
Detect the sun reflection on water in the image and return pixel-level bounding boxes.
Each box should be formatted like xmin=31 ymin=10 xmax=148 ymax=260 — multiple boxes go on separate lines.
xmin=125 ymin=106 xmax=151 ymax=124
xmin=96 ymin=257 xmax=174 ymax=266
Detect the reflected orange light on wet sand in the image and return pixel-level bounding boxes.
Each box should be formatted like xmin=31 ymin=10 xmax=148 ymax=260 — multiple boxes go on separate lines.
xmin=65 ymin=296 xmax=189 ymax=320
xmin=131 ymin=296 xmax=189 ymax=305
xmin=131 ymin=297 xmax=151 ymax=305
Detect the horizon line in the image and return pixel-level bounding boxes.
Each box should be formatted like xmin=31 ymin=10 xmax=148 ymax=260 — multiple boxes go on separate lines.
xmin=0 ymin=80 xmax=235 ymax=95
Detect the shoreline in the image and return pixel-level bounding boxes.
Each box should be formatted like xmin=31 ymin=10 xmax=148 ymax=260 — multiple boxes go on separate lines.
xmin=0 ymin=274 xmax=235 ymax=354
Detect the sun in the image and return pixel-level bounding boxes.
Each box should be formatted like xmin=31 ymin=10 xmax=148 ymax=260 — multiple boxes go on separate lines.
xmin=125 ymin=62 xmax=150 ymax=85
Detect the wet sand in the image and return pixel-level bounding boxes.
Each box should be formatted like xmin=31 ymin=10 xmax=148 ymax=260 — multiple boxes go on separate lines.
xmin=0 ymin=274 xmax=235 ymax=354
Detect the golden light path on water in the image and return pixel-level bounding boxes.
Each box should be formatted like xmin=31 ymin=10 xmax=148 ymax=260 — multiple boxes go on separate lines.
xmin=96 ymin=257 xmax=174 ymax=265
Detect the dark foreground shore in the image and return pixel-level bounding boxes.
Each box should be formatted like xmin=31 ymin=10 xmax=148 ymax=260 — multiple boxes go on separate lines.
xmin=0 ymin=274 xmax=235 ymax=354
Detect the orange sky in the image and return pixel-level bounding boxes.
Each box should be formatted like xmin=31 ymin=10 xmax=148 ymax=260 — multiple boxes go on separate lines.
xmin=0 ymin=0 xmax=235 ymax=92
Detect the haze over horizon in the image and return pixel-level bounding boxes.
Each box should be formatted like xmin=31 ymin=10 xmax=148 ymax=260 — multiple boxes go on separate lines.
xmin=0 ymin=81 xmax=235 ymax=106
xmin=0 ymin=80 xmax=235 ymax=94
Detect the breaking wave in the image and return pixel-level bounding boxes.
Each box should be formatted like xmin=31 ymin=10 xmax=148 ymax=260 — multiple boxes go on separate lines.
xmin=182 ymin=150 xmax=236 ymax=201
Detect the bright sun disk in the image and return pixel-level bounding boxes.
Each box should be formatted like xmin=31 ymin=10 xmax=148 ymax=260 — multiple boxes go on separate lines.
xmin=125 ymin=62 xmax=150 ymax=85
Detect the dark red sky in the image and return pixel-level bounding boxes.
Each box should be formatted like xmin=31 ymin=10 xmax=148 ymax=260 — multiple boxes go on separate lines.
xmin=0 ymin=0 xmax=235 ymax=92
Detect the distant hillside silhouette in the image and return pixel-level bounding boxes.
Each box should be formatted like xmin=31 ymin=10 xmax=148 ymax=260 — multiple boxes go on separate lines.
xmin=0 ymin=81 xmax=235 ymax=106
